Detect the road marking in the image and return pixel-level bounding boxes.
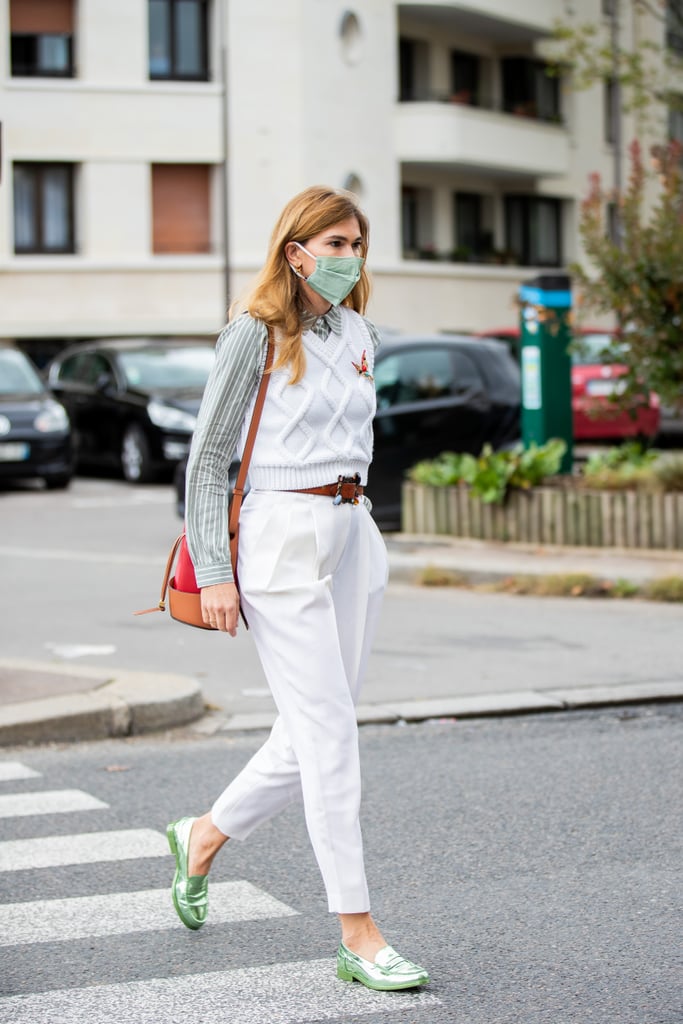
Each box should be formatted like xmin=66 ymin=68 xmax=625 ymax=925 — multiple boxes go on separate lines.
xmin=43 ymin=642 xmax=117 ymax=659
xmin=0 ymin=828 xmax=168 ymax=872
xmin=0 ymin=958 xmax=440 ymax=1022
xmin=0 ymin=546 xmax=161 ymax=566
xmin=0 ymin=880 xmax=298 ymax=946
xmin=0 ymin=790 xmax=108 ymax=819
xmin=0 ymin=762 xmax=41 ymax=782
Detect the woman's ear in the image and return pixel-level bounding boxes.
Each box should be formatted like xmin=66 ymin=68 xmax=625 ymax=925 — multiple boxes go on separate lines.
xmin=284 ymin=241 xmax=300 ymax=265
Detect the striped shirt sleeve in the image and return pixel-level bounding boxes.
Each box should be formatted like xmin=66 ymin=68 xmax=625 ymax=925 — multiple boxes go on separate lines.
xmin=361 ymin=316 xmax=382 ymax=352
xmin=185 ymin=315 xmax=268 ymax=587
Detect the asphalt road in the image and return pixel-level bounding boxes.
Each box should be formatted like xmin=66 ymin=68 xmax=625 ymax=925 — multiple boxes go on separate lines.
xmin=1 ymin=478 xmax=682 ymax=716
xmin=1 ymin=704 xmax=681 ymax=1023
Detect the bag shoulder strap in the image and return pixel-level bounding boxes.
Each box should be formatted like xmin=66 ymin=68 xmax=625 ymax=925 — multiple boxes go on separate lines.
xmin=134 ymin=532 xmax=184 ymax=615
xmin=228 ymin=327 xmax=274 ymax=540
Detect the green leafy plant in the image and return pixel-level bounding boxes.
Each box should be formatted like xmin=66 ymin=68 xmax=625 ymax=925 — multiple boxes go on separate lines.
xmin=408 ymin=440 xmax=567 ymax=504
xmin=580 ymin=442 xmax=683 ymax=492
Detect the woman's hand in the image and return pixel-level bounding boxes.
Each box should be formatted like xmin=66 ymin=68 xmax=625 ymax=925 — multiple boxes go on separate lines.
xmin=201 ymin=583 xmax=240 ymax=636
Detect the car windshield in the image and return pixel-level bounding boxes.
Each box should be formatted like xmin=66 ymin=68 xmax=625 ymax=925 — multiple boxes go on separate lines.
xmin=572 ymin=333 xmax=626 ymax=365
xmin=0 ymin=349 xmax=45 ymax=396
xmin=117 ymin=346 xmax=215 ymax=390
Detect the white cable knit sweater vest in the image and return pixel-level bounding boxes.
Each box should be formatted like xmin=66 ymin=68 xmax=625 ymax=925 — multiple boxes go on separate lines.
xmin=242 ymin=307 xmax=376 ymax=490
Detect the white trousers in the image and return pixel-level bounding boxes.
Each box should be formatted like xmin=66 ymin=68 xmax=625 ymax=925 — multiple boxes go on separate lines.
xmin=210 ymin=490 xmax=388 ymax=913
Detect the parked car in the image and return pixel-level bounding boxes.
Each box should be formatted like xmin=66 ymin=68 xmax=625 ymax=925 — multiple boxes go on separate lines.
xmin=0 ymin=345 xmax=73 ymax=489
xmin=175 ymin=332 xmax=521 ymax=529
xmin=46 ymin=339 xmax=216 ymax=482
xmin=476 ymin=328 xmax=660 ymax=442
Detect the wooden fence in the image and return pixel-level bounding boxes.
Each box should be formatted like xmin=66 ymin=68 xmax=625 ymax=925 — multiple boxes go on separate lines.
xmin=401 ymin=482 xmax=683 ymax=550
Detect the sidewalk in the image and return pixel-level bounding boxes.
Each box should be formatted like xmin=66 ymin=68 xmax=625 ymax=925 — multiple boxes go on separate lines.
xmin=1 ymin=535 xmax=682 ymax=746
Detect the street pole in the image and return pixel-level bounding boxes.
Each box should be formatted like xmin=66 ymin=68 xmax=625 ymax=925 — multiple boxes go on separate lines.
xmin=610 ymin=0 xmax=624 ymax=247
xmin=219 ymin=0 xmax=230 ymax=313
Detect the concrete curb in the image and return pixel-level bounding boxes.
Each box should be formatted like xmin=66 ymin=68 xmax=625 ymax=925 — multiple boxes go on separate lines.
xmin=385 ymin=535 xmax=683 ymax=587
xmin=192 ymin=680 xmax=683 ymax=735
xmin=0 ymin=659 xmax=204 ymax=747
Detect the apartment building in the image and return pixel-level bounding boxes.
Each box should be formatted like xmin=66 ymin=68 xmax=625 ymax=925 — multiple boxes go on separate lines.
xmin=1 ymin=0 xmax=680 ymax=362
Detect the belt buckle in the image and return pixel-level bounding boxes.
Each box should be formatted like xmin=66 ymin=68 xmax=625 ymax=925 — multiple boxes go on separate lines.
xmin=333 ymin=473 xmax=361 ymax=506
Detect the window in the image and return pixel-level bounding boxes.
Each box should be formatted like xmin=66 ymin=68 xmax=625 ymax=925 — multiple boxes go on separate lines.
xmin=375 ymin=349 xmax=457 ymax=407
xmin=454 ymin=192 xmax=491 ymax=260
xmin=602 ymin=0 xmax=616 ymax=15
xmin=502 ymin=58 xmax=560 ymax=122
xmin=149 ymin=0 xmax=208 ymax=80
xmin=669 ymin=95 xmax=683 ymax=145
xmin=505 ymin=196 xmax=562 ymax=267
xmin=56 ymin=352 xmax=112 ymax=387
xmin=398 ymin=36 xmax=429 ymax=101
xmin=451 ymin=50 xmax=480 ymax=106
xmin=400 ymin=186 xmax=434 ymax=259
xmin=604 ymin=78 xmax=618 ymax=144
xmin=667 ymin=1 xmax=683 ymax=55
xmin=13 ymin=163 xmax=75 ymax=255
xmin=151 ymin=164 xmax=211 ymax=253
xmin=10 ymin=0 xmax=74 ymax=77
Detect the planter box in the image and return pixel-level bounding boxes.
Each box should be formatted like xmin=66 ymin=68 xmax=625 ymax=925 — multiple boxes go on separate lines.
xmin=401 ymin=482 xmax=683 ymax=550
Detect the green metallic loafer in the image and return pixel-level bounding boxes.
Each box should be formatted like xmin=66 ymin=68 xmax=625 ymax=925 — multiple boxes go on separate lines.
xmin=336 ymin=942 xmax=430 ymax=991
xmin=166 ymin=817 xmax=208 ymax=930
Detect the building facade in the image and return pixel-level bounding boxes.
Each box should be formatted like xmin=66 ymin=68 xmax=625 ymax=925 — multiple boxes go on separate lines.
xmin=1 ymin=0 xmax=680 ymax=361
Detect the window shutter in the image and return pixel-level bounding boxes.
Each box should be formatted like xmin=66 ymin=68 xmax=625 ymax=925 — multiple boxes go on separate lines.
xmin=152 ymin=165 xmax=211 ymax=254
xmin=10 ymin=0 xmax=74 ymax=33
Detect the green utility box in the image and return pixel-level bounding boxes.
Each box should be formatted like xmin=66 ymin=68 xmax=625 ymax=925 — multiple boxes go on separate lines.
xmin=518 ymin=273 xmax=573 ymax=474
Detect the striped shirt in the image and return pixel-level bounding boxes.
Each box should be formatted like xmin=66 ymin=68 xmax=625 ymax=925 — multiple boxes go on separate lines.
xmin=186 ymin=306 xmax=381 ymax=587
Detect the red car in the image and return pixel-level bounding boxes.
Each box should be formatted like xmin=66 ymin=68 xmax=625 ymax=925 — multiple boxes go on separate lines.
xmin=477 ymin=329 xmax=660 ymax=442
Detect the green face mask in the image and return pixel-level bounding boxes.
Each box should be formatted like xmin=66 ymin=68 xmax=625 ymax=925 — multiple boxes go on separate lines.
xmin=291 ymin=242 xmax=364 ymax=306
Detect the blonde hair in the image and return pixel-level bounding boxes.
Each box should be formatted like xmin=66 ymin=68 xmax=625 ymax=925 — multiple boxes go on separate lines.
xmin=232 ymin=185 xmax=371 ymax=384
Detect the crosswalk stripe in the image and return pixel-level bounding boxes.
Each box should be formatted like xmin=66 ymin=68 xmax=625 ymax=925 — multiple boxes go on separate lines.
xmin=0 ymin=828 xmax=168 ymax=872
xmin=0 ymin=880 xmax=298 ymax=946
xmin=0 ymin=763 xmax=41 ymax=782
xmin=0 ymin=790 xmax=108 ymax=819
xmin=0 ymin=958 xmax=440 ymax=1022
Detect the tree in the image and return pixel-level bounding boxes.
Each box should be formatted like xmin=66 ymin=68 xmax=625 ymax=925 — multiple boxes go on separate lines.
xmin=573 ymin=138 xmax=683 ymax=411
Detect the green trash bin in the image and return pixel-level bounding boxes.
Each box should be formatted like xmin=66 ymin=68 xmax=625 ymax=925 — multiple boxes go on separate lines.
xmin=518 ymin=273 xmax=573 ymax=474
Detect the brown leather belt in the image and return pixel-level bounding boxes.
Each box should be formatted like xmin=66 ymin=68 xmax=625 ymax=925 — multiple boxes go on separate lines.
xmin=287 ymin=474 xmax=364 ymax=505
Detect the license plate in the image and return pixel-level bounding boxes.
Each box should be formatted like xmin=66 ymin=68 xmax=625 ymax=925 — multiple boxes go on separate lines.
xmin=586 ymin=379 xmax=625 ymax=397
xmin=0 ymin=442 xmax=30 ymax=462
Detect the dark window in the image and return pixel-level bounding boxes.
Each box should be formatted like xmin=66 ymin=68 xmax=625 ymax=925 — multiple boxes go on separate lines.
xmin=13 ymin=163 xmax=75 ymax=255
xmin=56 ymin=352 xmax=111 ymax=386
xmin=669 ymin=95 xmax=683 ymax=144
xmin=502 ymin=57 xmax=560 ymax=122
xmin=10 ymin=0 xmax=74 ymax=77
xmin=605 ymin=78 xmax=617 ymax=143
xmin=454 ymin=192 xmax=489 ymax=260
xmin=451 ymin=49 xmax=479 ymax=105
xmin=398 ymin=36 xmax=429 ymax=101
xmin=11 ymin=33 xmax=73 ymax=76
xmin=667 ymin=1 xmax=683 ymax=54
xmin=602 ymin=0 xmax=616 ymax=15
xmin=401 ymin=186 xmax=419 ymax=254
xmin=505 ymin=196 xmax=562 ymax=267
xmin=375 ymin=349 xmax=457 ymax=407
xmin=149 ymin=0 xmax=208 ymax=80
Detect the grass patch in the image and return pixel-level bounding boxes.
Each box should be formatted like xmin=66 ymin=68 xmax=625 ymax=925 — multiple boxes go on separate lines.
xmin=416 ymin=568 xmax=683 ymax=602
xmin=418 ymin=565 xmax=469 ymax=587
xmin=642 ymin=576 xmax=683 ymax=602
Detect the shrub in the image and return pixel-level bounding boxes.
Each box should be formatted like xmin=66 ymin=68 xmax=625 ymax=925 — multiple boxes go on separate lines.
xmin=408 ymin=439 xmax=567 ymax=504
xmin=643 ymin=576 xmax=683 ymax=602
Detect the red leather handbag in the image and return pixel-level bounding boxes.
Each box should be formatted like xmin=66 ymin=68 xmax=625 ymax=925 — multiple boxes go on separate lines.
xmin=135 ymin=330 xmax=273 ymax=630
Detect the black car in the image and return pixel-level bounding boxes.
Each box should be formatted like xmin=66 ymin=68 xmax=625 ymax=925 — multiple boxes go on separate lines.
xmin=175 ymin=333 xmax=520 ymax=528
xmin=0 ymin=346 xmax=73 ymax=489
xmin=46 ymin=339 xmax=216 ymax=482
xmin=370 ymin=333 xmax=520 ymax=525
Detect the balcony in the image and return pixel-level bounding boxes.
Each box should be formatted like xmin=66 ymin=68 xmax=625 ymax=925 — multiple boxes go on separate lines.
xmin=395 ymin=101 xmax=570 ymax=178
xmin=398 ymin=1 xmax=565 ymax=41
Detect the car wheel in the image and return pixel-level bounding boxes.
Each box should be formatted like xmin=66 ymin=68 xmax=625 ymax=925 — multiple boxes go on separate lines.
xmin=121 ymin=424 xmax=155 ymax=483
xmin=43 ymin=472 xmax=72 ymax=490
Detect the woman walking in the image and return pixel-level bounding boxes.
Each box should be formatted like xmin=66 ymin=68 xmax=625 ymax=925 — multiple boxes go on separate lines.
xmin=167 ymin=185 xmax=429 ymax=992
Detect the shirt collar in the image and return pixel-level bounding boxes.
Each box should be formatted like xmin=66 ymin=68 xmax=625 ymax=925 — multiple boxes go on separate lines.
xmin=303 ymin=305 xmax=344 ymax=341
